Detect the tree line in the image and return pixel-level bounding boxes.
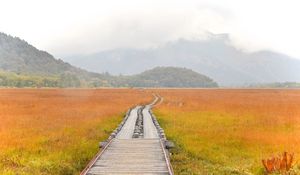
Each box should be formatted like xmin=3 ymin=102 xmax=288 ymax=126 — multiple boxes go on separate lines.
xmin=0 ymin=72 xmax=83 ymax=88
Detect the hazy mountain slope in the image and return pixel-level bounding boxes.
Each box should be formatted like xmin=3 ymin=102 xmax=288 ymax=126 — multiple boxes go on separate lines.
xmin=0 ymin=32 xmax=70 ymax=75
xmin=0 ymin=32 xmax=103 ymax=81
xmin=64 ymin=34 xmax=300 ymax=86
xmin=0 ymin=32 xmax=217 ymax=88
xmin=113 ymin=67 xmax=218 ymax=87
xmin=0 ymin=32 xmax=117 ymax=87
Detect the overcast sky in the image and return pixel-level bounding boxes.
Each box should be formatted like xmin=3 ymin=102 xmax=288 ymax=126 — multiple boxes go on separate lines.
xmin=0 ymin=0 xmax=300 ymax=58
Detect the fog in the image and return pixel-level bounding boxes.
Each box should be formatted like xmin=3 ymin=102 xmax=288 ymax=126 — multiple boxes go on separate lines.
xmin=1 ymin=0 xmax=300 ymax=58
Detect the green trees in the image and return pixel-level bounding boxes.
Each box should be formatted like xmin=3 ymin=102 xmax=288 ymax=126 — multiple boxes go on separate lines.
xmin=124 ymin=67 xmax=218 ymax=87
xmin=0 ymin=72 xmax=58 ymax=88
xmin=0 ymin=67 xmax=220 ymax=88
xmin=58 ymin=72 xmax=81 ymax=87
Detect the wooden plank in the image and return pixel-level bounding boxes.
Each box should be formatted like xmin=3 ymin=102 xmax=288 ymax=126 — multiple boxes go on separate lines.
xmin=143 ymin=106 xmax=159 ymax=138
xmin=86 ymin=138 xmax=170 ymax=174
xmin=116 ymin=106 xmax=140 ymax=139
xmin=83 ymin=95 xmax=173 ymax=175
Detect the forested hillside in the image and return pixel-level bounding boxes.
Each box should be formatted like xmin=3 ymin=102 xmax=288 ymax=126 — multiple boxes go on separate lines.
xmin=116 ymin=67 xmax=218 ymax=87
xmin=0 ymin=32 xmax=218 ymax=88
xmin=0 ymin=32 xmax=78 ymax=75
xmin=0 ymin=32 xmax=113 ymax=87
xmin=0 ymin=67 xmax=218 ymax=88
xmin=65 ymin=34 xmax=300 ymax=86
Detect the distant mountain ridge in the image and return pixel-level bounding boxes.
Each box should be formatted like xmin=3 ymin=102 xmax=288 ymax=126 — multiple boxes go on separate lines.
xmin=0 ymin=32 xmax=101 ymax=78
xmin=0 ymin=32 xmax=75 ymax=75
xmin=64 ymin=34 xmax=300 ymax=86
xmin=112 ymin=67 xmax=218 ymax=87
xmin=0 ymin=32 xmax=217 ymax=88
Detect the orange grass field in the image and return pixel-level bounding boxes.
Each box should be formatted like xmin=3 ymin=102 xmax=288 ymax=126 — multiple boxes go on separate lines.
xmin=0 ymin=89 xmax=151 ymax=175
xmin=153 ymin=89 xmax=300 ymax=174
xmin=1 ymin=89 xmax=300 ymax=175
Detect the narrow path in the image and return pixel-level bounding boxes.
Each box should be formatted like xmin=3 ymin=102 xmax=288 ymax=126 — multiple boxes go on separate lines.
xmin=81 ymin=94 xmax=173 ymax=175
xmin=116 ymin=106 xmax=141 ymax=139
xmin=143 ymin=105 xmax=159 ymax=138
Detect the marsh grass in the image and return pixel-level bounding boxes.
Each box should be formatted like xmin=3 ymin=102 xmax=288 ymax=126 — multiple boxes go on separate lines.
xmin=154 ymin=89 xmax=300 ymax=175
xmin=0 ymin=89 xmax=151 ymax=175
xmin=0 ymin=115 xmax=122 ymax=175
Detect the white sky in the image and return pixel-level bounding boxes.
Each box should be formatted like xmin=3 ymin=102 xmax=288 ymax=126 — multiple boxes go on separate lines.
xmin=0 ymin=0 xmax=300 ymax=58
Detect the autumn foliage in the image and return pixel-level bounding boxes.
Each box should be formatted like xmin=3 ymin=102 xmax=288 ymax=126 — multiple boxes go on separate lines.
xmin=262 ymin=152 xmax=294 ymax=174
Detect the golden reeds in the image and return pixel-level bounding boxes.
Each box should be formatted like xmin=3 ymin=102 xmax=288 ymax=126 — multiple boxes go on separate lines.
xmin=262 ymin=152 xmax=294 ymax=174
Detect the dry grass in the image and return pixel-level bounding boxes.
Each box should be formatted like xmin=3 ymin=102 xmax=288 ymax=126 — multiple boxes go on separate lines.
xmin=153 ymin=89 xmax=300 ymax=174
xmin=262 ymin=152 xmax=294 ymax=174
xmin=2 ymin=88 xmax=300 ymax=175
xmin=0 ymin=88 xmax=151 ymax=175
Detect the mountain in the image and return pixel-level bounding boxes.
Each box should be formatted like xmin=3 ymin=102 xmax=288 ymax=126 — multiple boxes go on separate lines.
xmin=0 ymin=32 xmax=217 ymax=88
xmin=0 ymin=32 xmax=74 ymax=75
xmin=0 ymin=32 xmax=102 ymax=79
xmin=0 ymin=32 xmax=112 ymax=87
xmin=64 ymin=34 xmax=300 ymax=86
xmin=112 ymin=67 xmax=218 ymax=87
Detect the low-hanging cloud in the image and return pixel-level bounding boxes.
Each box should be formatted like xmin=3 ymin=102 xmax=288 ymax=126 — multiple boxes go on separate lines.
xmin=1 ymin=0 xmax=300 ymax=58
xmin=46 ymin=4 xmax=231 ymax=56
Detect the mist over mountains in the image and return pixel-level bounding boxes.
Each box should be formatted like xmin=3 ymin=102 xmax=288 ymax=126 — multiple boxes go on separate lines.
xmin=64 ymin=34 xmax=300 ymax=86
xmin=0 ymin=32 xmax=217 ymax=88
xmin=0 ymin=32 xmax=99 ymax=78
xmin=1 ymin=31 xmax=300 ymax=87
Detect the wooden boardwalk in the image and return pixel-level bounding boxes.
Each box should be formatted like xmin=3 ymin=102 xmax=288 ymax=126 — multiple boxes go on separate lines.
xmin=81 ymin=95 xmax=173 ymax=175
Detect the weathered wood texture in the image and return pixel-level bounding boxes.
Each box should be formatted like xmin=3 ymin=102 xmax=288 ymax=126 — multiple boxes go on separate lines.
xmin=143 ymin=105 xmax=159 ymax=139
xmin=82 ymin=95 xmax=172 ymax=175
xmin=86 ymin=139 xmax=170 ymax=175
xmin=116 ymin=106 xmax=141 ymax=139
